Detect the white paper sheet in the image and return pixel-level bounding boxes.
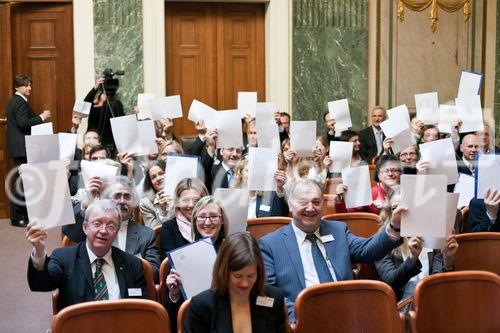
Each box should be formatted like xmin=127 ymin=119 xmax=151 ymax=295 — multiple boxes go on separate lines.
xmin=380 ymin=117 xmax=416 ymax=154
xmin=213 ymin=188 xmax=249 ymax=236
xmin=26 ymin=134 xmax=60 ymax=164
xmin=168 ymin=239 xmax=217 ymax=299
xmin=110 ymin=114 xmax=142 ymax=155
xmin=453 ymin=173 xmax=475 ymax=208
xmin=150 ymin=95 xmax=183 ymax=120
xmin=137 ymin=93 xmax=156 ymax=119
xmin=475 ymin=154 xmax=500 ymax=199
xmin=255 ymin=123 xmax=280 ymax=150
xmin=255 ymin=103 xmax=277 ymax=128
xmin=401 ymin=174 xmax=447 ymax=238
xmin=415 ymin=92 xmax=439 ymax=125
xmin=437 ymin=104 xmax=457 ymax=133
xmin=455 ymin=95 xmax=483 ymax=133
xmin=329 ymin=141 xmax=353 ymax=173
xmin=72 ymin=100 xmax=92 ymax=117
xmin=423 ymin=193 xmax=459 ymax=249
xmin=58 ymin=133 xmax=77 ymax=160
xmin=20 ymin=160 xmax=76 ymax=230
xmin=247 ymin=147 xmax=278 ymax=191
xmin=419 ymin=138 xmax=459 ymax=185
xmin=137 ymin=120 xmax=158 ymax=156
xmin=290 ymin=121 xmax=316 ymax=157
xmin=342 ymin=165 xmax=372 ymax=209
xmin=387 ymin=104 xmax=410 ymax=124
xmin=31 ymin=122 xmax=53 ymax=136
xmin=188 ymin=100 xmax=217 ymax=128
xmin=457 ymin=70 xmax=482 ymax=99
xmin=80 ymin=160 xmax=119 ymax=187
xmin=238 ymin=92 xmax=258 ymax=117
xmin=327 ymin=99 xmax=352 ymax=129
xmin=215 ymin=110 xmax=243 ymax=149
xmin=164 ymin=154 xmax=199 ymax=195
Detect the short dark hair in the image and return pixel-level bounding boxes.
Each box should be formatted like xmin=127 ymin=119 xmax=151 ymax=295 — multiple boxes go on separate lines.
xmin=279 ymin=112 xmax=290 ymax=120
xmin=323 ymin=111 xmax=330 ymax=121
xmin=340 ymin=130 xmax=359 ymax=142
xmin=374 ymin=155 xmax=401 ymax=183
xmin=14 ymin=75 xmax=31 ymax=88
xmin=88 ymin=144 xmax=109 ymax=159
xmin=85 ymin=129 xmax=101 ymax=140
xmin=211 ymin=232 xmax=265 ymax=297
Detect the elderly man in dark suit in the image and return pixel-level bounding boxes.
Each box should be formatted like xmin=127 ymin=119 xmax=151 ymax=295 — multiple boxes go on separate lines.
xmin=27 ymin=199 xmax=148 ymax=310
xmin=259 ymin=179 xmax=402 ymax=322
xmin=359 ymin=106 xmax=386 ymax=164
xmin=7 ymin=74 xmax=51 ymax=227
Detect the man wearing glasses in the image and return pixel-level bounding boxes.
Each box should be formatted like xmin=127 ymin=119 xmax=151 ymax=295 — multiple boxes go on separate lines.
xmin=26 ymin=200 xmax=147 ymax=310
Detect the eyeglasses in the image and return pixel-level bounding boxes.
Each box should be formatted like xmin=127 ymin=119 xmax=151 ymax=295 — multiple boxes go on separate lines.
xmin=379 ymin=168 xmax=401 ymax=175
xmin=399 ymin=152 xmax=417 ymax=158
xmin=111 ymin=192 xmax=132 ymax=201
xmin=196 ymin=215 xmax=221 ymax=222
xmin=179 ymin=198 xmax=199 ymax=206
xmin=88 ymin=221 xmax=119 ymax=232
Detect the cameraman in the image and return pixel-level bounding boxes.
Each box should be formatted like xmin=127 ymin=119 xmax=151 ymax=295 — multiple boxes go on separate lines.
xmin=84 ymin=76 xmax=125 ymax=155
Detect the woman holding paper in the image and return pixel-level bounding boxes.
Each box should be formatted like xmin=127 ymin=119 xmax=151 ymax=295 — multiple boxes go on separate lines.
xmin=232 ymin=159 xmax=289 ymax=218
xmin=140 ymin=160 xmax=171 ymax=228
xmin=184 ymin=232 xmax=286 ymax=333
xmin=374 ymin=187 xmax=458 ymax=302
xmin=165 ymin=196 xmax=226 ymax=332
xmin=339 ymin=130 xmax=365 ymax=167
xmin=159 ymin=178 xmax=209 ymax=258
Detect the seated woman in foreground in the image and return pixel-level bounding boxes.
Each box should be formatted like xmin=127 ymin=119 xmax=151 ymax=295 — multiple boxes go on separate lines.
xmin=184 ymin=232 xmax=286 ymax=333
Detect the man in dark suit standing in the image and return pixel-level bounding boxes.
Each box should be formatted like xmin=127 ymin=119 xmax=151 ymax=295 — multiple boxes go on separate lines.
xmin=7 ymin=75 xmax=51 ymax=227
xmin=26 ymin=199 xmax=148 ymax=310
xmin=259 ymin=179 xmax=402 ymax=321
xmin=359 ymin=106 xmax=386 ymax=164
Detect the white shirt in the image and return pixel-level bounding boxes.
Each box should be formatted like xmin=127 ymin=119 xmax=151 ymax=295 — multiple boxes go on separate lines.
xmin=15 ymin=91 xmax=28 ymax=102
xmin=291 ymin=221 xmax=337 ymax=287
xmin=86 ymin=243 xmax=121 ymax=300
xmin=114 ymin=219 xmax=129 ymax=251
xmin=372 ymin=126 xmax=384 ymax=155
xmin=461 ymin=157 xmax=475 ymax=176
xmin=401 ymin=248 xmax=432 ymax=299
xmin=247 ymin=195 xmax=257 ymax=219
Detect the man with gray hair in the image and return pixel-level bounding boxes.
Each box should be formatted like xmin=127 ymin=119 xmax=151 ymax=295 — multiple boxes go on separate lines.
xmin=259 ymin=179 xmax=403 ymax=321
xmin=26 ymin=200 xmax=148 ymax=310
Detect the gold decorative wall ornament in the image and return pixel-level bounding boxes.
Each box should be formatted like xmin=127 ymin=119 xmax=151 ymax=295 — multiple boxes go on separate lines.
xmin=397 ymin=0 xmax=470 ymax=32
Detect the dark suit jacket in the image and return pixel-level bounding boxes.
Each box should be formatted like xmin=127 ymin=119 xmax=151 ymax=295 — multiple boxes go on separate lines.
xmin=184 ymin=286 xmax=286 ymax=333
xmin=159 ymin=219 xmax=190 ymax=260
xmin=7 ymin=94 xmax=43 ymax=158
xmin=62 ymin=217 xmax=160 ymax=281
xmin=255 ymin=192 xmax=289 ymax=218
xmin=27 ymin=242 xmax=147 ymax=310
xmin=359 ymin=126 xmax=384 ymax=164
xmin=375 ymin=250 xmax=443 ymax=300
xmin=468 ymin=198 xmax=500 ymax=232
xmin=187 ymin=136 xmax=206 ymax=156
xmin=259 ymin=220 xmax=400 ymax=322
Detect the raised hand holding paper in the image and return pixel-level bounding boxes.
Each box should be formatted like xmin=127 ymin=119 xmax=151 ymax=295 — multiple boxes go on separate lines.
xmin=73 ymin=100 xmax=91 ymax=117
xmin=423 ymin=193 xmax=459 ymax=249
xmin=419 ymin=138 xmax=459 ymax=185
xmin=247 ymin=147 xmax=278 ymax=191
xmin=437 ymin=104 xmax=457 ymax=133
xmin=380 ymin=117 xmax=416 ymax=154
xmin=455 ymin=95 xmax=483 ymax=133
xmin=164 ymin=154 xmax=199 ymax=195
xmin=215 ymin=110 xmax=243 ymax=149
xmin=150 ymin=95 xmax=183 ymax=120
xmin=137 ymin=93 xmax=156 ymax=119
xmin=256 ymin=102 xmax=277 ymax=128
xmin=457 ymin=70 xmax=482 ymax=99
xmin=415 ymin=92 xmax=439 ymax=125
xmin=255 ymin=123 xmax=280 ymax=150
xmin=137 ymin=120 xmax=158 ymax=155
xmin=387 ymin=104 xmax=410 ymax=124
xmin=26 ymin=134 xmax=60 ymax=164
xmin=290 ymin=121 xmax=316 ymax=157
xmin=341 ymin=165 xmax=372 ymax=209
xmin=329 ymin=141 xmax=353 ymax=173
xmin=213 ymin=188 xmax=249 ymax=236
xmin=238 ymin=92 xmax=257 ymax=118
xmin=327 ymin=99 xmax=352 ymax=130
xmin=475 ymin=154 xmax=500 ymax=199
xmin=188 ymin=99 xmax=216 ymax=129
xmin=110 ymin=114 xmax=141 ymax=155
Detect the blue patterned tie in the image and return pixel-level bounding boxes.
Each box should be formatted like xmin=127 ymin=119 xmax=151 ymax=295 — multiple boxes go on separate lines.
xmin=226 ymin=169 xmax=233 ymax=187
xmin=306 ymin=233 xmax=333 ymax=283
xmin=94 ymin=258 xmax=109 ymax=300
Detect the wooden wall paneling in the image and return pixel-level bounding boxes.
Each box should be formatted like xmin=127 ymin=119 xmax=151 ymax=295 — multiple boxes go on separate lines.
xmin=216 ymin=4 xmax=265 ymax=110
xmin=166 ymin=3 xmax=216 ymax=137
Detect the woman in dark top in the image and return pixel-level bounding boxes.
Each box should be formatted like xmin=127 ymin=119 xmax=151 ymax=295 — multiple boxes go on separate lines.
xmin=159 ymin=178 xmax=209 ymax=259
xmin=184 ymin=232 xmax=286 ymax=333
xmin=164 ymin=196 xmax=226 ymax=332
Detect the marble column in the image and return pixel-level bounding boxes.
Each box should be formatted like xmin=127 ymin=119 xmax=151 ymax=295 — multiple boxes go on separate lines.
xmin=292 ymin=0 xmax=369 ymax=131
xmin=93 ymin=0 xmax=144 ymax=113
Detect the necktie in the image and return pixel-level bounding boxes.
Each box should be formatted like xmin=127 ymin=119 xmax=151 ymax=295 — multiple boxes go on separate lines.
xmin=376 ymin=130 xmax=383 ymax=154
xmin=94 ymin=258 xmax=109 ymax=301
xmin=226 ymin=169 xmax=233 ymax=187
xmin=306 ymin=234 xmax=333 ymax=283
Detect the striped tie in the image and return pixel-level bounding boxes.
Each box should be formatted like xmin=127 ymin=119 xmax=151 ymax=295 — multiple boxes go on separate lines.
xmin=94 ymin=258 xmax=109 ymax=301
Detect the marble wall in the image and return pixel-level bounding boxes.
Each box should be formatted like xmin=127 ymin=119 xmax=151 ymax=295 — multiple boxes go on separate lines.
xmin=94 ymin=0 xmax=143 ymax=114
xmin=292 ymin=0 xmax=369 ymax=131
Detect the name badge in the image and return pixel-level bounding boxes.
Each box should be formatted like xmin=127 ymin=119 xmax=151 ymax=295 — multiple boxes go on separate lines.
xmin=256 ymin=296 xmax=274 ymax=308
xmin=320 ymin=235 xmax=334 ymax=243
xmin=259 ymin=204 xmax=271 ymax=212
xmin=128 ymin=288 xmax=142 ymax=297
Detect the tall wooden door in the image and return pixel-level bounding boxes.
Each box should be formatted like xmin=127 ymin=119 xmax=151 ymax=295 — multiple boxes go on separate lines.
xmin=0 ymin=2 xmax=74 ymax=219
xmin=166 ymin=2 xmax=265 ymax=137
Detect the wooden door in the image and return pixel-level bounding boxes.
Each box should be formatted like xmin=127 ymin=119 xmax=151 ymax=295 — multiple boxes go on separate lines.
xmin=166 ymin=2 xmax=265 ymax=137
xmin=0 ymin=2 xmax=74 ymax=219
xmin=11 ymin=2 xmax=75 ymax=133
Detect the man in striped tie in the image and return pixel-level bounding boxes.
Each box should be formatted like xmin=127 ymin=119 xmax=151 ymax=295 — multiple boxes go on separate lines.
xmin=27 ymin=200 xmax=148 ymax=310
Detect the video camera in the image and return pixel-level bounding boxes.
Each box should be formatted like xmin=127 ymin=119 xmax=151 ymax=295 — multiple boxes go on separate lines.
xmin=101 ymin=68 xmax=124 ymax=96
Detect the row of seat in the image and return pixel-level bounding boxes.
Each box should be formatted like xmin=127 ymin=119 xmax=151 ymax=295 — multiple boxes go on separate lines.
xmin=50 ymin=270 xmax=500 ymax=333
